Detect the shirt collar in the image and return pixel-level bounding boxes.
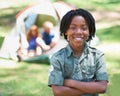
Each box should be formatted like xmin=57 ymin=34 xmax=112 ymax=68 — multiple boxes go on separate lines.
xmin=84 ymin=43 xmax=89 ymax=54
xmin=66 ymin=43 xmax=89 ymax=57
xmin=66 ymin=44 xmax=73 ymax=57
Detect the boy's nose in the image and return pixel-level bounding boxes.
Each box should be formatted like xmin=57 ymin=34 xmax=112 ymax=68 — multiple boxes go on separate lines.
xmin=76 ymin=28 xmax=82 ymax=34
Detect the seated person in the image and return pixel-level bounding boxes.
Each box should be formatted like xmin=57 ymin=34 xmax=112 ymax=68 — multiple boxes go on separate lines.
xmin=26 ymin=25 xmax=42 ymax=57
xmin=17 ymin=25 xmax=50 ymax=60
xmin=41 ymin=21 xmax=57 ymax=48
xmin=27 ymin=25 xmax=53 ymax=57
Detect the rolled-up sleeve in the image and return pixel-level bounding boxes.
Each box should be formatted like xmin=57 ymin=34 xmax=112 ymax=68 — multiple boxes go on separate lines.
xmin=95 ymin=53 xmax=108 ymax=81
xmin=48 ymin=55 xmax=64 ymax=86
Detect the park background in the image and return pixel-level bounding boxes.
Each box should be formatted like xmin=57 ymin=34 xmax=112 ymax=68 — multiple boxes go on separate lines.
xmin=0 ymin=0 xmax=120 ymax=96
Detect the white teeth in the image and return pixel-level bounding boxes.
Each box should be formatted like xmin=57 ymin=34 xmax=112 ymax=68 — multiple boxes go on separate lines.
xmin=75 ymin=38 xmax=83 ymax=41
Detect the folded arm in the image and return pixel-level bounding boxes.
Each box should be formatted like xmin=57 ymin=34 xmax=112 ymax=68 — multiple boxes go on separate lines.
xmin=64 ymin=79 xmax=108 ymax=94
xmin=51 ymin=85 xmax=83 ymax=96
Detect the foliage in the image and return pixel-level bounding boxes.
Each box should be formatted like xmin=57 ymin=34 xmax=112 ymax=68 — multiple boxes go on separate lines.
xmin=52 ymin=0 xmax=120 ymax=11
xmin=96 ymin=25 xmax=120 ymax=43
xmin=0 ymin=36 xmax=4 ymax=47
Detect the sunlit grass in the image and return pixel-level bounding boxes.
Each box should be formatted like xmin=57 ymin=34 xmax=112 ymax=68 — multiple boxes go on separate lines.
xmin=0 ymin=60 xmax=53 ymax=96
xmin=99 ymin=51 xmax=120 ymax=96
xmin=96 ymin=24 xmax=120 ymax=96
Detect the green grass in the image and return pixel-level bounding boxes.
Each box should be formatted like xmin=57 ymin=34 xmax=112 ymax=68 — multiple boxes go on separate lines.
xmin=0 ymin=36 xmax=4 ymax=47
xmin=0 ymin=61 xmax=53 ymax=96
xmin=97 ymin=25 xmax=120 ymax=96
xmin=103 ymin=54 xmax=120 ymax=96
xmin=96 ymin=25 xmax=120 ymax=43
xmin=96 ymin=25 xmax=120 ymax=96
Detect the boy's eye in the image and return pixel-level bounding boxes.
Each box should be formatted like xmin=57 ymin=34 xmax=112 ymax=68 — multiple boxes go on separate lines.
xmin=69 ymin=26 xmax=77 ymax=31
xmin=82 ymin=27 xmax=87 ymax=31
xmin=69 ymin=25 xmax=88 ymax=32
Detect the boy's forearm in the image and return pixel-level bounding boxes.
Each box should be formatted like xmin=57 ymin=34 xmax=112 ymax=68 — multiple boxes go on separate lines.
xmin=52 ymin=85 xmax=83 ymax=96
xmin=64 ymin=79 xmax=108 ymax=94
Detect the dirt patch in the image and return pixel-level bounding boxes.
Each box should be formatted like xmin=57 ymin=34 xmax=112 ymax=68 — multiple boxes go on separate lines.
xmin=92 ymin=10 xmax=120 ymax=22
xmin=92 ymin=10 xmax=120 ymax=29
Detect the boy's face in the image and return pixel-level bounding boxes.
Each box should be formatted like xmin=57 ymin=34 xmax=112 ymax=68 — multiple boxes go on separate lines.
xmin=45 ymin=27 xmax=50 ymax=34
xmin=66 ymin=16 xmax=89 ymax=48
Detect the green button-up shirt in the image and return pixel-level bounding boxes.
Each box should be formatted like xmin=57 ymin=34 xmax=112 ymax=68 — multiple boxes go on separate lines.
xmin=48 ymin=43 xmax=108 ymax=96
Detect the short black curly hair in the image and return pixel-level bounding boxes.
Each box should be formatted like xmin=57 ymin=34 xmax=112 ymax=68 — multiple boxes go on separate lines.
xmin=60 ymin=8 xmax=96 ymax=42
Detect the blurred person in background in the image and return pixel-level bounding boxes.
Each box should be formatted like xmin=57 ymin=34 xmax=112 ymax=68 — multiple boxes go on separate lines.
xmin=17 ymin=25 xmax=50 ymax=60
xmin=42 ymin=21 xmax=57 ymax=49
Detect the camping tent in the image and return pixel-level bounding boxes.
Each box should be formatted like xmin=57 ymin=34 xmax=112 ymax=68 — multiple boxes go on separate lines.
xmin=0 ymin=1 xmax=74 ymax=62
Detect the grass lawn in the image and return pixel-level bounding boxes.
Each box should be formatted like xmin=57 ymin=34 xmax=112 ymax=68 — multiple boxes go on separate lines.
xmin=0 ymin=60 xmax=53 ymax=96
xmin=0 ymin=0 xmax=120 ymax=96
xmin=96 ymin=25 xmax=120 ymax=96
